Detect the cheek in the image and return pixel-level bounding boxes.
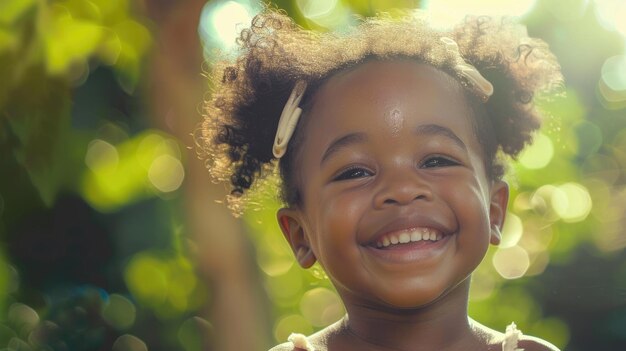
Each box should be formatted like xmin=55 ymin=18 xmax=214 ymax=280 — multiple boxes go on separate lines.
xmin=446 ymin=178 xmax=492 ymax=258
xmin=318 ymin=191 xmax=364 ymax=241
xmin=436 ymin=173 xmax=491 ymax=235
xmin=309 ymin=191 xmax=367 ymax=266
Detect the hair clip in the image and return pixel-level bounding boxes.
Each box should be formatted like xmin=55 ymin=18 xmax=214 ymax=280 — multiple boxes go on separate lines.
xmin=273 ymin=80 xmax=307 ymax=158
xmin=440 ymin=37 xmax=494 ymax=100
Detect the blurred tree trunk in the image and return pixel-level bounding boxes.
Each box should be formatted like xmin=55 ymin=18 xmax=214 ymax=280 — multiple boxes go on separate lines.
xmin=140 ymin=1 xmax=271 ymax=350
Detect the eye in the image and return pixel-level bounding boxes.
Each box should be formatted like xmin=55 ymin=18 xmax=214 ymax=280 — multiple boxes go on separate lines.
xmin=421 ymin=156 xmax=459 ymax=168
xmin=333 ymin=166 xmax=373 ymax=181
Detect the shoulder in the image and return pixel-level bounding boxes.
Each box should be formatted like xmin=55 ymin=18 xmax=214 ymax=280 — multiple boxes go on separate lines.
xmin=267 ymin=318 xmax=345 ymax=351
xmin=267 ymin=330 xmax=325 ymax=351
xmin=470 ymin=319 xmax=560 ymax=351
xmin=268 ymin=342 xmax=296 ymax=351
xmin=517 ymin=335 xmax=561 ymax=351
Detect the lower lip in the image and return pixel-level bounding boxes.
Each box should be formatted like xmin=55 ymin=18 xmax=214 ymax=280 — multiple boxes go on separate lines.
xmin=363 ymin=235 xmax=452 ymax=265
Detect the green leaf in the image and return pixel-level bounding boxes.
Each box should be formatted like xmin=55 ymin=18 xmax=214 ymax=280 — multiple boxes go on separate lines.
xmin=0 ymin=0 xmax=37 ymax=25
xmin=111 ymin=19 xmax=152 ymax=93
xmin=5 ymin=66 xmax=72 ymax=206
xmin=0 ymin=28 xmax=17 ymax=54
xmin=43 ymin=6 xmax=104 ymax=75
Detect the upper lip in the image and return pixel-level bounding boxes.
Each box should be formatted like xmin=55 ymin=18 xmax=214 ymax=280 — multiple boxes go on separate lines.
xmin=363 ymin=212 xmax=454 ymax=246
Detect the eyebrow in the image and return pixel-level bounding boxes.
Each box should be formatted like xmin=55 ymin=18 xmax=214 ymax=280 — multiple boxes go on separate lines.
xmin=320 ymin=132 xmax=368 ymax=165
xmin=319 ymin=123 xmax=467 ymax=166
xmin=415 ymin=124 xmax=467 ymax=151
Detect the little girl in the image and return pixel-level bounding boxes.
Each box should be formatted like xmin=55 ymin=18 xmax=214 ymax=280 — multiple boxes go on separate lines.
xmin=200 ymin=7 xmax=562 ymax=351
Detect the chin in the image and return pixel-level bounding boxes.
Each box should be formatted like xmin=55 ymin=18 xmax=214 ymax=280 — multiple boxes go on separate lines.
xmin=376 ymin=289 xmax=446 ymax=310
xmin=374 ymin=279 xmax=466 ymax=311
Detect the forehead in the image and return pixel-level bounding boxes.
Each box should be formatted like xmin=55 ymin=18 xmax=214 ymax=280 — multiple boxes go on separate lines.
xmin=303 ymin=60 xmax=476 ymax=147
xmin=316 ymin=60 xmax=462 ymax=103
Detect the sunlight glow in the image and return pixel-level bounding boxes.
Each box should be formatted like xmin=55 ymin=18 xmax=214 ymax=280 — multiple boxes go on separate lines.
xmin=199 ymin=0 xmax=260 ymax=57
xmin=546 ymin=0 xmax=589 ymax=22
xmin=594 ymin=0 xmax=626 ymax=37
xmin=422 ymin=0 xmax=537 ymax=28
xmin=296 ymin=0 xmax=351 ymax=29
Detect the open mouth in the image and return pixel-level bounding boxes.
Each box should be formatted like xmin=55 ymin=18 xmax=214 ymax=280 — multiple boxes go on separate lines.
xmin=374 ymin=228 xmax=445 ymax=249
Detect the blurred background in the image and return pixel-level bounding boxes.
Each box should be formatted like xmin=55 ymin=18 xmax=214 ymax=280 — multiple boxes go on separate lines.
xmin=1 ymin=0 xmax=625 ymax=350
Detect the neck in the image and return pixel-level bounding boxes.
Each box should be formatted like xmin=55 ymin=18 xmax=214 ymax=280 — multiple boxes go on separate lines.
xmin=339 ymin=280 xmax=480 ymax=351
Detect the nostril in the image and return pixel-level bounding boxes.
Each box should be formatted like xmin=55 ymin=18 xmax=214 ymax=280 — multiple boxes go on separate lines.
xmin=381 ymin=193 xmax=427 ymax=206
xmin=373 ymin=175 xmax=433 ymax=208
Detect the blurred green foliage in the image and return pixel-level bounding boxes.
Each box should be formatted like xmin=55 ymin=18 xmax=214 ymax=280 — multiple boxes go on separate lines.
xmin=0 ymin=0 xmax=625 ymax=350
xmin=0 ymin=0 xmax=201 ymax=349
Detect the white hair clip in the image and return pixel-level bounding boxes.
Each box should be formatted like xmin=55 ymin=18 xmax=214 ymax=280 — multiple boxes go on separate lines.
xmin=440 ymin=37 xmax=494 ymax=100
xmin=273 ymin=80 xmax=307 ymax=158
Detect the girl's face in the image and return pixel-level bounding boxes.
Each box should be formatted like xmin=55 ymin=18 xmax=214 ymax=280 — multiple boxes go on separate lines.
xmin=278 ymin=60 xmax=508 ymax=309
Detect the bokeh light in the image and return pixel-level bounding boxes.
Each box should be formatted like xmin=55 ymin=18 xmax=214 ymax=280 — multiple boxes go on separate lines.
xmin=85 ymin=139 xmax=119 ymax=172
xmin=257 ymin=243 xmax=295 ymax=277
xmin=599 ymin=54 xmax=626 ymax=107
xmin=593 ymin=0 xmax=626 ymax=37
xmin=601 ymin=55 xmax=626 ymax=92
xmin=102 ymin=294 xmax=136 ymax=330
xmin=148 ymin=154 xmax=185 ymax=193
xmin=124 ymin=251 xmax=205 ymax=318
xmin=7 ymin=303 xmax=39 ymax=337
xmin=199 ymin=0 xmax=261 ymax=57
xmin=518 ymin=133 xmax=554 ymax=169
xmin=178 ymin=317 xmax=213 ymax=351
xmin=112 ymin=334 xmax=147 ymax=351
xmin=81 ymin=131 xmax=184 ymax=211
xmin=493 ymin=246 xmax=530 ymax=279
xmin=299 ymin=287 xmax=344 ymax=327
xmin=265 ymin=266 xmax=304 ymax=304
xmin=551 ymin=182 xmax=593 ymax=222
xmin=296 ymin=0 xmax=352 ymax=29
xmin=530 ymin=185 xmax=560 ymax=220
xmin=273 ymin=314 xmax=312 ymax=345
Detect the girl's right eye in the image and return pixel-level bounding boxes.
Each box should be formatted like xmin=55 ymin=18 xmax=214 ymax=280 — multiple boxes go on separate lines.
xmin=333 ymin=167 xmax=373 ymax=181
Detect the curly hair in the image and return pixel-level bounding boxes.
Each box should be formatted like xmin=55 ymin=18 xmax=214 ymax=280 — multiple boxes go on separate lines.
xmin=199 ymin=8 xmax=562 ymax=211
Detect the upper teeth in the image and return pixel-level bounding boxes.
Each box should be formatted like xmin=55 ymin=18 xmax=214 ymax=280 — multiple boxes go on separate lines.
xmin=376 ymin=228 xmax=443 ymax=248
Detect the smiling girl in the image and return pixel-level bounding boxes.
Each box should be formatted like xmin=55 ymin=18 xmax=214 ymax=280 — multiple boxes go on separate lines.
xmin=200 ymin=8 xmax=562 ymax=351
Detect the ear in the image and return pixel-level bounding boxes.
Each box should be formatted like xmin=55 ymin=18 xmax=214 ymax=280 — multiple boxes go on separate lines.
xmin=488 ymin=180 xmax=509 ymax=246
xmin=277 ymin=208 xmax=316 ymax=268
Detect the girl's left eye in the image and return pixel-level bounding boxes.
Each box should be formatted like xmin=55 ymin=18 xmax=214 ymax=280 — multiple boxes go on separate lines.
xmin=421 ymin=156 xmax=459 ymax=168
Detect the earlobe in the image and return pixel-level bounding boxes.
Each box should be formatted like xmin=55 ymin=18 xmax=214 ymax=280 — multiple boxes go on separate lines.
xmin=489 ymin=181 xmax=509 ymax=246
xmin=277 ymin=208 xmax=317 ymax=268
xmin=490 ymin=224 xmax=502 ymax=245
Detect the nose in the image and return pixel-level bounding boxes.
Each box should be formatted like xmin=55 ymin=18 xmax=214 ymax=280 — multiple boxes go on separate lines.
xmin=372 ymin=167 xmax=433 ymax=209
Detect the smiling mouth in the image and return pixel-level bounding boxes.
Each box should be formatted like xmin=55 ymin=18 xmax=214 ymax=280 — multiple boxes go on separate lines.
xmin=374 ymin=228 xmax=444 ymax=249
